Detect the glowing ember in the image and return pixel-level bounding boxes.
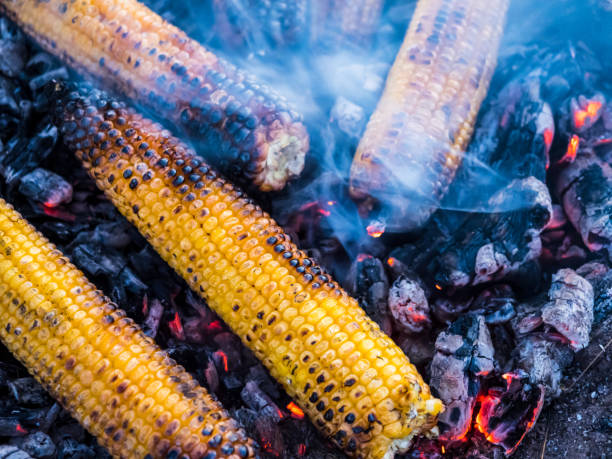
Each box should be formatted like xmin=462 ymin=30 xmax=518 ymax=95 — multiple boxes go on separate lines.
xmin=214 ymin=350 xmax=229 ymax=372
xmin=560 ymin=134 xmax=580 ymax=164
xmin=208 ymin=320 xmax=224 ymax=332
xmin=543 ymin=128 xmax=553 ymax=153
xmin=262 ymin=441 xmax=279 ymax=457
xmin=356 ymin=253 xmax=372 ymax=262
xmin=298 ymin=444 xmax=306 ymax=456
xmin=473 ymin=372 xmax=545 ymax=455
xmin=168 ymin=311 xmax=185 ymax=340
xmin=474 ymin=390 xmax=504 ymax=444
xmin=15 ymin=424 xmax=27 ymax=434
xmin=435 ymin=284 xmax=443 ymax=291
xmin=573 ymin=100 xmax=602 ymax=129
xmin=286 ymin=402 xmax=304 ymax=419
xmin=366 ymin=220 xmax=385 ymax=238
xmin=387 ymin=257 xmax=396 ymax=267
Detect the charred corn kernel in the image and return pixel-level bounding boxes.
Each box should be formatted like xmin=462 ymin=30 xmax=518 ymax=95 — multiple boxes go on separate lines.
xmin=349 ymin=0 xmax=509 ymax=231
xmin=0 ymin=198 xmax=255 ymax=459
xmin=52 ymin=83 xmax=443 ymax=459
xmin=0 ymin=0 xmax=308 ymax=192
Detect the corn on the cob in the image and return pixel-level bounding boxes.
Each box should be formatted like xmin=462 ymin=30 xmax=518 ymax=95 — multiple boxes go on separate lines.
xmin=349 ymin=0 xmax=509 ymax=232
xmin=51 ymin=83 xmax=443 ymax=459
xmin=0 ymin=0 xmax=309 ymax=192
xmin=0 ymin=197 xmax=255 ymax=459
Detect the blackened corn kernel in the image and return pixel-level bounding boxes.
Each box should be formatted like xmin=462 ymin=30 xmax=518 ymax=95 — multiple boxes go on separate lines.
xmin=0 ymin=198 xmax=255 ymax=459
xmin=54 ymin=86 xmax=443 ymax=459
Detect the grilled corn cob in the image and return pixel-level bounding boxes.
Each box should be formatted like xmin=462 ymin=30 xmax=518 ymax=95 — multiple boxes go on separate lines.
xmin=51 ymin=83 xmax=443 ymax=459
xmin=0 ymin=197 xmax=255 ymax=459
xmin=349 ymin=0 xmax=509 ymax=232
xmin=0 ymin=0 xmax=308 ymax=192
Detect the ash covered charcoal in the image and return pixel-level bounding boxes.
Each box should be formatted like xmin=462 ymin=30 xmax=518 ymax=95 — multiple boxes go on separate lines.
xmin=541 ymin=268 xmax=594 ymax=350
xmin=511 ymin=268 xmax=594 ymax=395
xmin=555 ymin=148 xmax=612 ymax=257
xmin=430 ymin=315 xmax=496 ymax=441
xmin=387 ymin=274 xmax=430 ymax=334
xmin=0 ymin=418 xmax=28 ymax=437
xmin=346 ymin=254 xmax=389 ymax=327
xmin=240 ymin=381 xmax=284 ymax=423
xmin=514 ymin=335 xmax=573 ymax=398
xmin=8 ymin=378 xmax=51 ymax=407
xmin=141 ymin=297 xmax=165 ymax=338
xmin=468 ymin=284 xmax=517 ymax=325
xmin=390 ymin=76 xmax=552 ymax=291
xmin=18 ymin=168 xmax=72 ymax=207
xmin=0 ymin=17 xmax=26 ymax=78
xmin=577 ymin=261 xmax=612 ymax=324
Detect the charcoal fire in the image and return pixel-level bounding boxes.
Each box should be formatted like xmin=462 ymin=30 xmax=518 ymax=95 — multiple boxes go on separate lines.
xmin=0 ymin=0 xmax=611 ymax=458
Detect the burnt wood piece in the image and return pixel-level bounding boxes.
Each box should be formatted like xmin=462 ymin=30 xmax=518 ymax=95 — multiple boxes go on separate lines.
xmin=390 ymin=76 xmax=553 ymax=291
xmin=430 ymin=315 xmax=495 ymax=441
xmin=346 ymin=254 xmax=389 ymax=326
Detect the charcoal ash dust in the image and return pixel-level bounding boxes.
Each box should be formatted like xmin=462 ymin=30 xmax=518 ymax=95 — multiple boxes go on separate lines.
xmin=0 ymin=0 xmax=611 ymax=458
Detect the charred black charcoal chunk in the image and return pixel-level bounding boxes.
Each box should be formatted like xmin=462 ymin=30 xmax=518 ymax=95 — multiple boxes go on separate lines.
xmin=345 ymin=255 xmax=388 ymax=327
xmin=10 ymin=431 xmax=56 ymax=459
xmin=18 ymin=168 xmax=72 ymax=207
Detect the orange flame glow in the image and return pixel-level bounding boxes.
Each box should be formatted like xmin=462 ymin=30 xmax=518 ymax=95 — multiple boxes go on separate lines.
xmin=287 ymin=402 xmax=304 ymax=419
xmin=543 ymin=129 xmax=553 ymax=152
xmin=387 ymin=257 xmax=396 ymax=267
xmin=560 ymin=134 xmax=579 ymax=164
xmin=16 ymin=424 xmax=27 ymax=434
xmin=366 ymin=221 xmax=385 ymax=238
xmin=474 ymin=390 xmax=504 ymax=444
xmin=574 ymin=101 xmax=602 ymax=129
xmin=168 ymin=312 xmax=184 ymax=340
xmin=435 ymin=284 xmax=443 ymax=291
xmin=215 ymin=350 xmax=229 ymax=372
